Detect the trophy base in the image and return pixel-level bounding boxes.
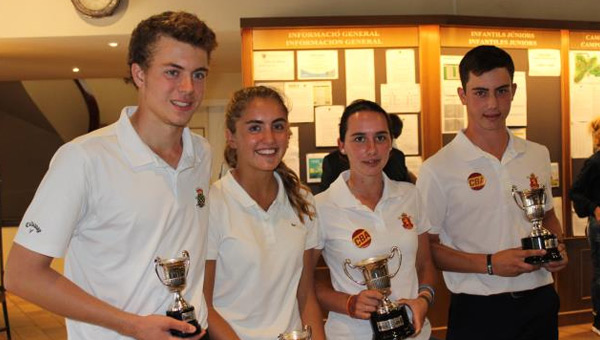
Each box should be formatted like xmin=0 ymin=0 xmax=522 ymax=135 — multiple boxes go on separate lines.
xmin=521 ymin=235 xmax=563 ymax=264
xmin=370 ymin=304 xmax=415 ymax=340
xmin=167 ymin=307 xmax=202 ymax=338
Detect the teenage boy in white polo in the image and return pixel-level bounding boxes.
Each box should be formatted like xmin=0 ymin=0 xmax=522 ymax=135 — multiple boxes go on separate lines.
xmin=416 ymin=45 xmax=568 ymax=340
xmin=5 ymin=11 xmax=216 ymax=340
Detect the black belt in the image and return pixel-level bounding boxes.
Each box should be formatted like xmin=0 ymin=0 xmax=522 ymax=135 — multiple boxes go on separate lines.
xmin=455 ymin=284 xmax=552 ymax=300
xmin=493 ymin=284 xmax=551 ymax=299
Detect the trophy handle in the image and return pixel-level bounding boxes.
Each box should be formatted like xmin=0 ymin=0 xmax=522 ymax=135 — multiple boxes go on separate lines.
xmin=511 ymin=185 xmax=525 ymax=210
xmin=182 ymin=250 xmax=190 ymax=278
xmin=388 ymin=246 xmax=402 ymax=279
xmin=343 ymin=259 xmax=366 ymax=286
xmin=154 ymin=257 xmax=168 ymax=286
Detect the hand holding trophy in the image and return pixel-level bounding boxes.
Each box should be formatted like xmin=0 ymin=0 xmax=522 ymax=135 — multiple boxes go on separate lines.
xmin=344 ymin=246 xmax=415 ymax=340
xmin=155 ymin=250 xmax=202 ymax=338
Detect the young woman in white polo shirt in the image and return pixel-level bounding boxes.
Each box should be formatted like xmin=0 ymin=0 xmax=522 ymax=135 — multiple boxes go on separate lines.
xmin=203 ymin=86 xmax=325 ymax=340
xmin=315 ymin=100 xmax=436 ymax=340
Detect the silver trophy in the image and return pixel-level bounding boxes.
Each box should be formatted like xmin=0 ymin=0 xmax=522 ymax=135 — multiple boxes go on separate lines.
xmin=155 ymin=250 xmax=201 ymax=338
xmin=344 ymin=246 xmax=415 ymax=340
xmin=278 ymin=325 xmax=312 ymax=340
xmin=511 ymin=185 xmax=562 ymax=264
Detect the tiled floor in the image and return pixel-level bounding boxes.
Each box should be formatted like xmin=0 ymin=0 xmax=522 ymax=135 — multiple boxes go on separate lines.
xmin=0 ymin=293 xmax=66 ymax=340
xmin=0 ymin=292 xmax=597 ymax=340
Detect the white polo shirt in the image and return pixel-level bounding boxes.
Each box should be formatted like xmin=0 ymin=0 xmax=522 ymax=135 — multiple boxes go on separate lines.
xmin=15 ymin=107 xmax=212 ymax=340
xmin=416 ymin=129 xmax=554 ymax=295
xmin=206 ymin=171 xmax=319 ymax=340
xmin=316 ymin=171 xmax=432 ymax=340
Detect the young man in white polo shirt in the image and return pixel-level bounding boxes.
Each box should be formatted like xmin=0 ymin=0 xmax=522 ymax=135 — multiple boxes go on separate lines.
xmin=5 ymin=11 xmax=216 ymax=340
xmin=416 ymin=45 xmax=568 ymax=340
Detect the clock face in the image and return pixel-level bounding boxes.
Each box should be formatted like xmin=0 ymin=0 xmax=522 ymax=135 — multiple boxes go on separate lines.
xmin=71 ymin=0 xmax=121 ymax=18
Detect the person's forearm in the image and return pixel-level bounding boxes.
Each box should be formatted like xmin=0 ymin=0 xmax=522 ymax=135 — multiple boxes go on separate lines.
xmin=205 ymin=307 xmax=240 ymax=340
xmin=429 ymin=237 xmax=486 ymax=274
xmin=5 ymin=244 xmax=137 ymax=337
xmin=297 ymin=250 xmax=325 ymax=340
xmin=416 ymin=234 xmax=436 ymax=287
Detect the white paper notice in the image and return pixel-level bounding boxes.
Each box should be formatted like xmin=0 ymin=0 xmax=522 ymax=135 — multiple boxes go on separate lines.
xmin=307 ymin=81 xmax=333 ymax=106
xmin=528 ymin=49 xmax=561 ymax=77
xmin=253 ymin=51 xmax=295 ymax=81
xmin=571 ymin=121 xmax=594 ymax=158
xmin=284 ymin=82 xmax=314 ymax=123
xmin=509 ymin=127 xmax=527 ymax=140
xmin=405 ymin=156 xmax=423 ymax=178
xmin=315 ymin=105 xmax=344 ymax=147
xmin=255 ymin=82 xmax=285 ymax=94
xmin=396 ymin=114 xmax=419 ymax=155
xmin=345 ymin=49 xmax=375 ymax=105
xmin=440 ymin=55 xmax=466 ymax=133
xmin=297 ymin=50 xmax=339 ymax=80
xmin=385 ymin=49 xmax=416 ymax=84
xmin=572 ymin=209 xmax=588 ymax=237
xmin=282 ymin=126 xmax=300 ymax=177
xmin=381 ymin=83 xmax=421 ymax=113
xmin=507 ymin=72 xmax=527 ymax=127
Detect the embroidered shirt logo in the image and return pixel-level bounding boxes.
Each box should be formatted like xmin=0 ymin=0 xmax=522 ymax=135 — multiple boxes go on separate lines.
xmin=25 ymin=221 xmax=41 ymax=234
xmin=468 ymin=172 xmax=486 ymax=191
xmin=352 ymin=229 xmax=372 ymax=248
xmin=528 ymin=173 xmax=540 ymax=189
xmin=195 ymin=188 xmax=205 ymax=208
xmin=399 ymin=213 xmax=414 ymax=230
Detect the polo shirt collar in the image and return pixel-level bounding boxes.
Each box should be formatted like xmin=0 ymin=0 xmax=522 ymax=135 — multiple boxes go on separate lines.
xmin=222 ymin=170 xmax=286 ymax=210
xmin=453 ymin=128 xmax=525 ymax=162
xmin=116 ymin=106 xmax=196 ymax=170
xmin=329 ymin=170 xmax=396 ymax=208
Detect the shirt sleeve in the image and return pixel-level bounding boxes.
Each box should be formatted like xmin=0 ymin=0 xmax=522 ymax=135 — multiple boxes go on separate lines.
xmin=415 ymin=163 xmax=446 ymax=235
xmin=303 ymin=193 xmax=320 ymax=250
xmin=205 ymin=186 xmax=223 ymax=260
xmin=14 ymin=143 xmax=89 ymax=258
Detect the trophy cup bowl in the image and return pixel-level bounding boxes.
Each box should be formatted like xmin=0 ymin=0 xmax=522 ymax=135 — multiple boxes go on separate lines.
xmin=278 ymin=325 xmax=312 ymax=340
xmin=155 ymin=250 xmax=201 ymax=338
xmin=511 ymin=185 xmax=562 ymax=264
xmin=344 ymin=246 xmax=415 ymax=340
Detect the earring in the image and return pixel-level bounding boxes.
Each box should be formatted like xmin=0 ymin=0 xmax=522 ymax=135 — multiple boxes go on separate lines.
xmin=340 ymin=149 xmax=346 ymax=154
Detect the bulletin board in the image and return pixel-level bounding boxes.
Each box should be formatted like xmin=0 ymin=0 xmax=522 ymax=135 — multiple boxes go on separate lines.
xmin=241 ymin=15 xmax=600 ymax=236
xmin=241 ymin=23 xmax=423 ymax=194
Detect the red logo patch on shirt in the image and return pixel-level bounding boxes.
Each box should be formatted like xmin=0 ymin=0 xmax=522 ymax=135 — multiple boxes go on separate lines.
xmin=400 ymin=213 xmax=414 ymax=230
xmin=352 ymin=229 xmax=372 ymax=248
xmin=467 ymin=172 xmax=486 ymax=191
xmin=528 ymin=173 xmax=540 ymax=189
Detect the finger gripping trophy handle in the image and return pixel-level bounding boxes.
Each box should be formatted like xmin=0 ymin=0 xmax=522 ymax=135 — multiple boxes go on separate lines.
xmin=343 ymin=259 xmax=365 ymax=286
xmin=388 ymin=246 xmax=402 ymax=279
xmin=511 ymin=185 xmax=525 ymax=211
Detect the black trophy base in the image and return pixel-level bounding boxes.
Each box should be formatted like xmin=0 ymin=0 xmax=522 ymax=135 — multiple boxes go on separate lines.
xmin=521 ymin=234 xmax=563 ymax=264
xmin=370 ymin=304 xmax=415 ymax=340
xmin=167 ymin=307 xmax=202 ymax=338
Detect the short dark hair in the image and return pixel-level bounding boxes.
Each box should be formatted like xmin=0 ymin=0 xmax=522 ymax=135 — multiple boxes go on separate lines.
xmin=127 ymin=11 xmax=217 ymax=85
xmin=339 ymin=99 xmax=391 ymax=141
xmin=389 ymin=114 xmax=403 ymax=139
xmin=459 ymin=45 xmax=514 ymax=89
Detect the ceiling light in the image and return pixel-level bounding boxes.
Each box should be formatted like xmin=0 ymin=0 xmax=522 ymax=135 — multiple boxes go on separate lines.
xmin=72 ymin=67 xmax=80 ymax=73
xmin=108 ymin=42 xmax=118 ymax=47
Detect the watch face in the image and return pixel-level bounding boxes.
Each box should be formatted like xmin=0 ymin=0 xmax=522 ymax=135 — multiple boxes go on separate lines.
xmin=71 ymin=0 xmax=121 ymax=18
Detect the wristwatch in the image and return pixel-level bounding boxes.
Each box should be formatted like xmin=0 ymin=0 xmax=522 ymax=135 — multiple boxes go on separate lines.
xmin=71 ymin=0 xmax=121 ymax=18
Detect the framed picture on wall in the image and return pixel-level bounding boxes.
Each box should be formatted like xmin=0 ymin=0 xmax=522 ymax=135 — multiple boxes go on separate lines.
xmin=306 ymin=152 xmax=328 ymax=183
